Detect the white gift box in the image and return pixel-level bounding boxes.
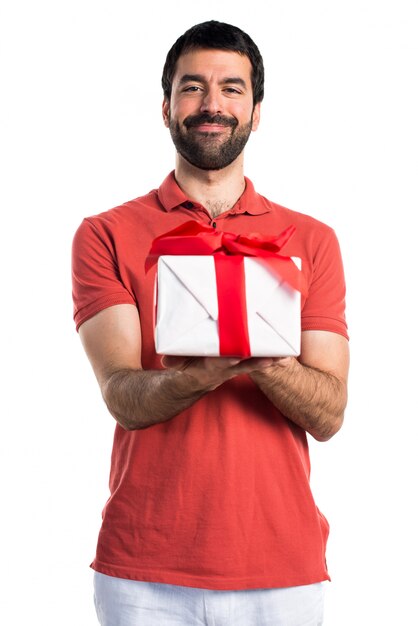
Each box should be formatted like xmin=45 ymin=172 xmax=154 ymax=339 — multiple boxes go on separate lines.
xmin=154 ymin=255 xmax=301 ymax=357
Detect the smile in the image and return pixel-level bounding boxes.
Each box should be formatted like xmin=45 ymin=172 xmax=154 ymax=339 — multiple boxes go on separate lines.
xmin=190 ymin=124 xmax=230 ymax=133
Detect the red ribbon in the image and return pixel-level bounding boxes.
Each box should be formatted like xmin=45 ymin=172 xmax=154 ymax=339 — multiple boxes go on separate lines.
xmin=214 ymin=255 xmax=251 ymax=357
xmin=147 ymin=221 xmax=306 ymax=357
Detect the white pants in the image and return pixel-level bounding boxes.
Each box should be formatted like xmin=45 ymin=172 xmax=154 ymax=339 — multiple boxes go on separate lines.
xmin=93 ymin=572 xmax=326 ymax=626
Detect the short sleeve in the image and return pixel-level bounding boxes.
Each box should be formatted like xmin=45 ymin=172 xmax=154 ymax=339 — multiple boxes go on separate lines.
xmin=301 ymin=228 xmax=349 ymax=340
xmin=72 ymin=218 xmax=136 ymax=331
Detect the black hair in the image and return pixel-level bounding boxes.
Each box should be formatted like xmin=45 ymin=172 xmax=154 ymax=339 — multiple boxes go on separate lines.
xmin=161 ymin=20 xmax=264 ymax=106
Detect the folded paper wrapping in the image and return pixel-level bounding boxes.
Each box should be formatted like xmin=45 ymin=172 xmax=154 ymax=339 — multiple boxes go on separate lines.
xmin=154 ymin=255 xmax=301 ymax=357
xmin=147 ymin=220 xmax=305 ymax=358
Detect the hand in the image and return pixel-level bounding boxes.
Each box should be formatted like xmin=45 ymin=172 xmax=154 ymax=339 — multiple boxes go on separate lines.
xmin=161 ymin=355 xmax=276 ymax=391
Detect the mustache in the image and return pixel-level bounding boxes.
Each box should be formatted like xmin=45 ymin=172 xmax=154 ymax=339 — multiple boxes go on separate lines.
xmin=183 ymin=114 xmax=238 ymax=129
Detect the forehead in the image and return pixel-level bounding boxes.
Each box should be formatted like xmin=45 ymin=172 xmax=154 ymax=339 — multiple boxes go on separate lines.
xmin=172 ymin=48 xmax=253 ymax=84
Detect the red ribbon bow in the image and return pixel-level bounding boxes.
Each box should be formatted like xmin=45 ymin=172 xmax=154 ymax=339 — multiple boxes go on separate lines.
xmin=147 ymin=221 xmax=306 ymax=357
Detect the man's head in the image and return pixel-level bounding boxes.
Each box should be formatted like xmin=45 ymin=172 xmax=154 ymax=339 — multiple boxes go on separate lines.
xmin=162 ymin=20 xmax=264 ymax=107
xmin=162 ymin=21 xmax=264 ymax=171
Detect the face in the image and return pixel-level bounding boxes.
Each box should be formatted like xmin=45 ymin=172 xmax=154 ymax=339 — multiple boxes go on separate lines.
xmin=163 ymin=49 xmax=260 ymax=171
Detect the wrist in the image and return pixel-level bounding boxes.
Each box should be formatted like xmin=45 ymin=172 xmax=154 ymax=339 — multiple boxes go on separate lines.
xmin=252 ymin=356 xmax=297 ymax=378
xmin=171 ymin=368 xmax=218 ymax=397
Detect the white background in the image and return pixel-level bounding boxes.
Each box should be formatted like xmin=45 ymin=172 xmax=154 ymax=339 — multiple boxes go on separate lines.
xmin=1 ymin=0 xmax=417 ymax=624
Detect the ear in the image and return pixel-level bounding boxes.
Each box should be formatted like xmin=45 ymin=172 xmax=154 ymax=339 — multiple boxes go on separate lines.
xmin=162 ymin=98 xmax=170 ymax=128
xmin=251 ymin=102 xmax=261 ymax=131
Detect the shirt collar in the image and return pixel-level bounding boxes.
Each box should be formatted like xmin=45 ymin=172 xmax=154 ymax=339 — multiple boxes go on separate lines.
xmin=157 ymin=171 xmax=271 ymax=216
xmin=157 ymin=171 xmax=189 ymax=211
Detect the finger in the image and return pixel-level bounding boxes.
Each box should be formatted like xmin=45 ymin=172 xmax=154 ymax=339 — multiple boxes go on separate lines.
xmin=208 ymin=357 xmax=242 ymax=367
xmin=232 ymin=357 xmax=275 ymax=372
xmin=161 ymin=355 xmax=192 ymax=369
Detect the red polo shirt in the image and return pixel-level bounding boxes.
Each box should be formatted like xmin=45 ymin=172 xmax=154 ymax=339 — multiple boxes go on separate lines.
xmin=72 ymin=172 xmax=348 ymax=589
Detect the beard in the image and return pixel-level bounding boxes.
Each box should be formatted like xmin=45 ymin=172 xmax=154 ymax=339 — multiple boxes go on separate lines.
xmin=169 ymin=112 xmax=253 ymax=171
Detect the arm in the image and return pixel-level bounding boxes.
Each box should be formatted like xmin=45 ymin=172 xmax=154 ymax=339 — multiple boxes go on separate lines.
xmin=79 ymin=303 xmax=274 ymax=430
xmin=250 ymin=330 xmax=349 ymax=442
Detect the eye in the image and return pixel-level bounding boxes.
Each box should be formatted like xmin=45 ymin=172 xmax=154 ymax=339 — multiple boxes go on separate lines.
xmin=182 ymin=85 xmax=202 ymax=93
xmin=223 ymin=87 xmax=242 ymax=95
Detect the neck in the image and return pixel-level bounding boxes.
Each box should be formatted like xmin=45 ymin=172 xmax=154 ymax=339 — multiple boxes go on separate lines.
xmin=174 ymin=155 xmax=246 ymax=218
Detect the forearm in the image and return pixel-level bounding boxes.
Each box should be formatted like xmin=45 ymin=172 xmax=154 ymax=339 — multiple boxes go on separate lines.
xmin=102 ymin=367 xmax=212 ymax=430
xmin=250 ymin=357 xmax=347 ymax=441
xmin=102 ymin=355 xmax=275 ymax=431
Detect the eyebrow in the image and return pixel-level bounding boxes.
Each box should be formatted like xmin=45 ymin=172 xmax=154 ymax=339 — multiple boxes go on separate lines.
xmin=178 ymin=74 xmax=247 ymax=89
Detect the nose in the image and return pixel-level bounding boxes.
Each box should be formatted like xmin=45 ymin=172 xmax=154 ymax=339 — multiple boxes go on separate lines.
xmin=200 ymin=88 xmax=222 ymax=115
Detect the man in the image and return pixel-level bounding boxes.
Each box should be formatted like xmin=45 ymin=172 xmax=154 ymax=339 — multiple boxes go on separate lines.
xmin=72 ymin=20 xmax=349 ymax=626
